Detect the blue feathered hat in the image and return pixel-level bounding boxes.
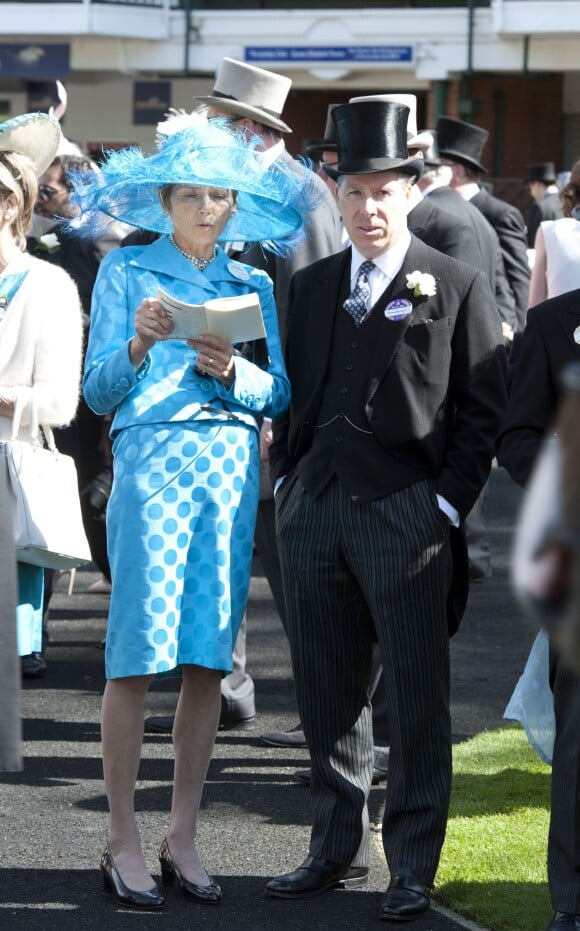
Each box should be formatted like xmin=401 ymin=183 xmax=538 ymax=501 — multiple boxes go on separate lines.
xmin=69 ymin=114 xmax=318 ymax=251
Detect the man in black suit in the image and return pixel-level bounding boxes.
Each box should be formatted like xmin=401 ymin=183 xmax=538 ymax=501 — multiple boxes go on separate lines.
xmin=497 ymin=290 xmax=580 ymax=931
xmin=436 ymin=116 xmax=530 ymax=334
xmin=265 ymin=100 xmax=507 ymax=921
xmin=526 ymin=162 xmax=563 ymax=248
xmin=418 ymin=131 xmax=517 ymax=340
xmin=417 ymin=131 xmax=513 ymax=581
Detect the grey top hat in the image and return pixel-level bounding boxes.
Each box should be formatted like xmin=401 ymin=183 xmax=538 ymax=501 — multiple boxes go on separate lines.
xmin=526 ymin=162 xmax=557 ymax=184
xmin=0 ymin=112 xmax=62 ymax=176
xmin=326 ymin=101 xmax=423 ymax=179
xmin=420 ymin=130 xmax=442 ymax=167
xmin=195 ymin=58 xmax=292 ymax=134
xmin=436 ymin=116 xmax=489 ymax=174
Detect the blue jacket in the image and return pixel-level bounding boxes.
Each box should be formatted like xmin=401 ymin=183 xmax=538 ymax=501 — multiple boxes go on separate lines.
xmin=83 ymin=236 xmax=290 ymax=436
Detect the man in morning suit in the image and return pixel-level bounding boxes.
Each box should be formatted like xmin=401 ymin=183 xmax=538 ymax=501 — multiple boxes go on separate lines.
xmin=417 ymin=130 xmax=515 ymax=581
xmin=526 ymin=162 xmax=563 ymax=249
xmin=437 ymin=116 xmax=530 ymax=333
xmin=497 ymin=289 xmax=580 ymax=931
xmin=265 ymin=100 xmax=507 ymax=921
xmin=417 ymin=131 xmax=517 ymax=341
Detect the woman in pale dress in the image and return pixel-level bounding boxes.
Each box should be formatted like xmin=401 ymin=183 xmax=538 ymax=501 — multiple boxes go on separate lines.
xmin=0 ymin=113 xmax=83 ymax=680
xmin=528 ymin=159 xmax=580 ymax=308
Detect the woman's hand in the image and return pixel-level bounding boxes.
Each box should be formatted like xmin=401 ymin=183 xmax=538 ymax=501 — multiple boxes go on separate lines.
xmin=130 ymin=298 xmax=174 ymax=367
xmin=188 ymin=334 xmax=236 ymax=388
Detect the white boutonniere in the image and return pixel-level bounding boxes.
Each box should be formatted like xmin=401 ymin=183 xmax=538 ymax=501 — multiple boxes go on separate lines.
xmin=38 ymin=232 xmax=60 ymax=254
xmin=406 ymin=271 xmax=437 ymax=298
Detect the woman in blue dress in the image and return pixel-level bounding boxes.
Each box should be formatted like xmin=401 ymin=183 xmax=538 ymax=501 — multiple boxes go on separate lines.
xmin=76 ymin=114 xmax=313 ymax=910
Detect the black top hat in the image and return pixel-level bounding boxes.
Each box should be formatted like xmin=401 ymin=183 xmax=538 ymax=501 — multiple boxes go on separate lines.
xmin=526 ymin=162 xmax=557 ymax=184
xmin=328 ymin=101 xmax=424 ymax=179
xmin=305 ymin=104 xmax=340 ymax=161
xmin=436 ymin=116 xmax=489 ymax=174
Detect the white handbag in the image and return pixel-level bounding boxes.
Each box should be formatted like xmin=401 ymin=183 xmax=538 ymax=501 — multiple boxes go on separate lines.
xmin=2 ymin=395 xmax=92 ymax=570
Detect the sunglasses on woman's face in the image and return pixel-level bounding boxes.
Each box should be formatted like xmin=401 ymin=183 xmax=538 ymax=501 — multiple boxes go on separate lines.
xmin=37 ymin=184 xmax=60 ymax=200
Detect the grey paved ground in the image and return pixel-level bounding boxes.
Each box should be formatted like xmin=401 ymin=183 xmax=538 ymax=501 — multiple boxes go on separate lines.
xmin=0 ymin=465 xmax=537 ymax=930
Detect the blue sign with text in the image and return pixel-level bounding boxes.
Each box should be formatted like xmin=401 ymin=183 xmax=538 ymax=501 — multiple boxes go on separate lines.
xmin=246 ymin=47 xmax=412 ymax=64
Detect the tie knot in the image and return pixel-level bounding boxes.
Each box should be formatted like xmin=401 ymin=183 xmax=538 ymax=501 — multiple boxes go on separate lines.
xmin=358 ymin=260 xmax=375 ymax=278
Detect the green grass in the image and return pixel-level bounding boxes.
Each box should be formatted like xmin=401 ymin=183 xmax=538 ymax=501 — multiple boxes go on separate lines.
xmin=435 ymin=725 xmax=552 ymax=931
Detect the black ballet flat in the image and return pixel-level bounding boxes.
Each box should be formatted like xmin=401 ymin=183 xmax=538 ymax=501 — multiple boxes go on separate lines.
xmin=100 ymin=845 xmax=165 ymax=910
xmin=159 ymin=837 xmax=222 ymax=904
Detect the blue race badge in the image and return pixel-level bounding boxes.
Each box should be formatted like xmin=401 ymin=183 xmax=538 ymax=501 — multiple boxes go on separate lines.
xmin=384 ymin=298 xmax=413 ymax=322
xmin=227 ymin=262 xmax=250 ymax=281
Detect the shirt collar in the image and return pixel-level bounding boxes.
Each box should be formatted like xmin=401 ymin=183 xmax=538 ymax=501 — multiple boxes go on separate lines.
xmin=257 ymin=138 xmax=286 ymax=168
xmin=458 ymin=181 xmax=481 ymax=201
xmin=350 ymin=230 xmax=411 ymax=284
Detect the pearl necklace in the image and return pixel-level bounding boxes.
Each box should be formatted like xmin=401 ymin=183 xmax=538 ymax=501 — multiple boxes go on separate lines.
xmin=170 ymin=235 xmax=216 ymax=271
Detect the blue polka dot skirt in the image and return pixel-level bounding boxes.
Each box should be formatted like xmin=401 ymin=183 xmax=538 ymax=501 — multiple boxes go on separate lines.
xmin=105 ymin=420 xmax=259 ymax=679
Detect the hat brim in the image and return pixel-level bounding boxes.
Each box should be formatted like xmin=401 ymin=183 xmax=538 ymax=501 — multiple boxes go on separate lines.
xmin=305 ymin=138 xmax=337 ymax=158
xmin=0 ymin=112 xmax=61 ymax=176
xmin=194 ymin=96 xmax=292 ymax=133
xmin=70 ymin=120 xmax=318 ymax=251
xmin=525 ymin=174 xmax=556 ymax=184
xmin=437 ymin=147 xmax=487 ymax=174
xmin=407 ymin=130 xmax=434 ymax=151
xmin=326 ymin=155 xmax=424 ymax=180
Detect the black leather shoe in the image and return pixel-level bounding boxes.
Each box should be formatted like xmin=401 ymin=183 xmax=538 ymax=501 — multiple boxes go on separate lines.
xmin=144 ymin=715 xmax=174 ymax=734
xmin=545 ymin=913 xmax=580 ymax=930
xmin=145 ymin=706 xmax=255 ymax=735
xmin=469 ymin=563 xmax=492 ymax=582
xmin=218 ymin=701 xmax=255 ymax=731
xmin=21 ymin=653 xmax=47 ymax=679
xmin=294 ymin=766 xmax=388 ymax=787
xmin=159 ymin=838 xmax=222 ymax=904
xmin=260 ymin=723 xmax=307 ymax=747
xmin=380 ymin=871 xmax=430 ymax=922
xmin=265 ymin=857 xmax=349 ymax=899
xmin=100 ymin=846 xmax=165 ymax=910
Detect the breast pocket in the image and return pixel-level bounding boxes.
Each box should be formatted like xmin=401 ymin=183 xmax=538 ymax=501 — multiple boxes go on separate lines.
xmin=400 ymin=316 xmax=451 ymax=385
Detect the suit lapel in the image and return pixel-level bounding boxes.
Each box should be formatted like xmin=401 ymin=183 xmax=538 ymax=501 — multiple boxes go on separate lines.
xmin=307 ymin=249 xmax=350 ymax=385
xmin=367 ymin=236 xmax=431 ymax=403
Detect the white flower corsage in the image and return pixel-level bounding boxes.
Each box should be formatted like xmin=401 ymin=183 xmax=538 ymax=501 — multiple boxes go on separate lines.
xmin=406 ymin=271 xmax=437 ymax=298
xmin=38 ymin=232 xmax=60 ymax=253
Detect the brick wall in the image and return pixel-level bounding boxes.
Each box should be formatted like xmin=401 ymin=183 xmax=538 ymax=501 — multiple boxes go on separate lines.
xmin=431 ymin=73 xmax=564 ymax=213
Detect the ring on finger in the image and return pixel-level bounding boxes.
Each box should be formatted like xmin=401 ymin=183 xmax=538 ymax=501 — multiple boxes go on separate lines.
xmin=208 ymin=356 xmax=215 ymax=365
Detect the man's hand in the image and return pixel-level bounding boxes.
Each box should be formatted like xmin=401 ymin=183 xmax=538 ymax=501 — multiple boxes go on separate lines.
xmin=260 ymin=418 xmax=273 ymax=461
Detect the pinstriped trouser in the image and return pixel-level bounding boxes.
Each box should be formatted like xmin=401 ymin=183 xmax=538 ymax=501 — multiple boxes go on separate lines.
xmin=276 ymin=474 xmax=453 ymax=885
